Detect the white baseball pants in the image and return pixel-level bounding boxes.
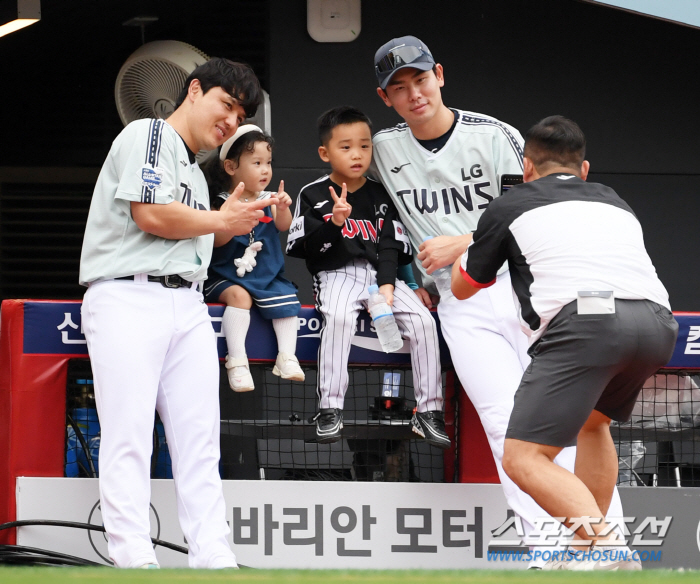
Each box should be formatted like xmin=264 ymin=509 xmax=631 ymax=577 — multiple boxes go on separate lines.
xmin=315 ymin=259 xmax=442 ymax=412
xmin=81 ymin=278 xmax=237 ymax=568
xmin=438 ymin=271 xmax=623 ymax=539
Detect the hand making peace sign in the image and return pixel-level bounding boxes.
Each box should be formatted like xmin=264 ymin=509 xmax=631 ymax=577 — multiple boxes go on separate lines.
xmin=329 ymin=182 xmax=352 ymax=227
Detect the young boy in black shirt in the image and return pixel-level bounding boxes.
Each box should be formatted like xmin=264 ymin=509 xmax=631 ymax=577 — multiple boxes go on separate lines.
xmin=287 ymin=106 xmax=449 ymax=448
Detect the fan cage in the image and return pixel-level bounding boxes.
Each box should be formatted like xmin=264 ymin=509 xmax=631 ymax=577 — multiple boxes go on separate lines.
xmin=115 ymin=40 xmax=210 ymax=126
xmin=117 ymin=60 xmax=189 ymax=122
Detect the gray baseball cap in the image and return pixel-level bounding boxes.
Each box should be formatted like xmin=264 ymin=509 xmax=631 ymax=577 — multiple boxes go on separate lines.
xmin=374 ymin=36 xmax=435 ymax=90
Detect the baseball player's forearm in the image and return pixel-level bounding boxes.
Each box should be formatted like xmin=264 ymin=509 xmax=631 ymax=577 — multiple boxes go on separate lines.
xmin=131 ymin=201 xmax=229 ymax=240
xmin=418 ymin=234 xmax=473 ymax=273
xmin=451 ymin=258 xmax=479 ymax=300
xmin=441 ymin=234 xmax=474 ymax=264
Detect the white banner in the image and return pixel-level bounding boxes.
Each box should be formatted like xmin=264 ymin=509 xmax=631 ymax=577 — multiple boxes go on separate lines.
xmin=16 ymin=478 xmax=519 ymax=569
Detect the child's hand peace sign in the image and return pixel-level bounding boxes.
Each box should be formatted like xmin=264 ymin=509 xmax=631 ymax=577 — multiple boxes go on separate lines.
xmin=329 ymin=183 xmax=352 ymax=227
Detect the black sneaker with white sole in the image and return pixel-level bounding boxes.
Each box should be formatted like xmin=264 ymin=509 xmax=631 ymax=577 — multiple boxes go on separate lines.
xmin=313 ymin=408 xmax=343 ymax=443
xmin=411 ymin=410 xmax=451 ymax=449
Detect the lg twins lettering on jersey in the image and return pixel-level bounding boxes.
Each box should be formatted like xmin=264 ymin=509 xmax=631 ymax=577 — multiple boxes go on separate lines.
xmin=286 ymin=175 xmax=411 ymax=284
xmin=372 ymin=110 xmax=524 ymax=242
xmin=320 ymin=214 xmax=383 ymax=242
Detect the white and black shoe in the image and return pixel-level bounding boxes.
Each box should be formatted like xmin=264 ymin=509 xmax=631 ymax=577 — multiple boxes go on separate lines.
xmin=411 ymin=411 xmax=451 ymax=449
xmin=313 ymin=408 xmax=343 ymax=444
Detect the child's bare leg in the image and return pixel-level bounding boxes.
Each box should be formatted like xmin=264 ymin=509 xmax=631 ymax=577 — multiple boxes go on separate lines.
xmin=219 ymin=285 xmax=253 ymax=310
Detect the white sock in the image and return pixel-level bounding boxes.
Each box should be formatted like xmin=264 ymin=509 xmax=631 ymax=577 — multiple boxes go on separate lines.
xmin=223 ymin=306 xmax=250 ymax=359
xmin=272 ymin=316 xmax=298 ymax=355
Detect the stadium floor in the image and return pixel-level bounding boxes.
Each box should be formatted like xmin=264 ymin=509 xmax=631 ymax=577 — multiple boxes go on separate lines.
xmin=0 ymin=568 xmax=698 ymax=583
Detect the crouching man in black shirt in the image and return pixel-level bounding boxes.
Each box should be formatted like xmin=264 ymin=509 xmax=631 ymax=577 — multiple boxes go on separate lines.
xmin=452 ymin=115 xmax=677 ymax=571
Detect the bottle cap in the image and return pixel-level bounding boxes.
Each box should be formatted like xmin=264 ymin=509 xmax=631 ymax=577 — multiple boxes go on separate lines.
xmin=368 ymin=284 xmax=379 ymax=294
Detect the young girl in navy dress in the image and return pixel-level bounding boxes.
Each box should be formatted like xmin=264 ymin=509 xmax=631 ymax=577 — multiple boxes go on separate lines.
xmin=205 ymin=125 xmax=303 ymax=391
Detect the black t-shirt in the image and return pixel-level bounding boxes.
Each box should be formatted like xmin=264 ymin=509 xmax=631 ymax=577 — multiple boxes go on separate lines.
xmin=463 ymin=173 xmax=670 ymax=343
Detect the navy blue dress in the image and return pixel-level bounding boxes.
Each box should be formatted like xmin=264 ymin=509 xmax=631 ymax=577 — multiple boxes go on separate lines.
xmin=204 ymin=192 xmax=300 ymax=319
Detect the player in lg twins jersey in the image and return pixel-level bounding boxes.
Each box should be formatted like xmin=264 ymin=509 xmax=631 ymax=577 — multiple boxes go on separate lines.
xmin=79 ymin=59 xmax=273 ymax=569
xmin=370 ymin=35 xmax=624 ymax=566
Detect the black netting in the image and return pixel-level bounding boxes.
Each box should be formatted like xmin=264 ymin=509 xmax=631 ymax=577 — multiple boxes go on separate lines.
xmin=613 ymin=371 xmax=700 ymax=487
xmin=65 ymin=360 xmax=700 ymax=486
xmin=219 ymin=364 xmax=452 ymax=482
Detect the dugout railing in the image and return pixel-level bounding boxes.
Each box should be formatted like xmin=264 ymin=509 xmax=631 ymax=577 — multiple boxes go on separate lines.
xmin=1 ymin=299 xmax=700 ymax=547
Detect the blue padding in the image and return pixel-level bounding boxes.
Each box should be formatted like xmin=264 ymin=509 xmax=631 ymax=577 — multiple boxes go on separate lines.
xmin=20 ymin=301 xmax=700 ymax=369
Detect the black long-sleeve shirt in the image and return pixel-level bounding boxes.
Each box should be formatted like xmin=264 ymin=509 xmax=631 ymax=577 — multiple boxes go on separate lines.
xmin=286 ymin=175 xmax=412 ymax=286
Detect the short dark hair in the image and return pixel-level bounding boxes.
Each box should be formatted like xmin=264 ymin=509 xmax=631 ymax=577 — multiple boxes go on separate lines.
xmin=524 ymin=115 xmax=586 ymax=171
xmin=317 ymin=106 xmax=372 ymax=146
xmin=174 ymin=57 xmax=262 ymax=118
xmin=203 ymin=130 xmax=274 ymax=207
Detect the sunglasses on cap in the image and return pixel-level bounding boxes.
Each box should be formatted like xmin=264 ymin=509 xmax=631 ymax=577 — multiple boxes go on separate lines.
xmin=375 ymin=44 xmax=431 ymax=75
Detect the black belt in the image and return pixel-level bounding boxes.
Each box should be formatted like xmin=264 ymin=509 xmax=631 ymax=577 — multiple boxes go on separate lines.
xmin=116 ymin=275 xmax=196 ymax=289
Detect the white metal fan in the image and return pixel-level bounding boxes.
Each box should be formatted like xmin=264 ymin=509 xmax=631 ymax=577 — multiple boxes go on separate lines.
xmin=114 ymin=40 xmax=271 ymax=155
xmin=115 ymin=40 xmax=210 ymax=126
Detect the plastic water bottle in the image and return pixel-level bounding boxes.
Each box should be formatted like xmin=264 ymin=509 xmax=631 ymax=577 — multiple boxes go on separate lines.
xmin=422 ymin=237 xmax=453 ymax=296
xmin=368 ymin=285 xmax=403 ymax=353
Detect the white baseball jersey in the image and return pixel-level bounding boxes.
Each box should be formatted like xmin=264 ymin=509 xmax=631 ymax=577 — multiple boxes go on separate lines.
xmin=372 ymin=108 xmax=624 ymax=554
xmin=79 ymin=118 xmax=237 ymax=568
xmin=372 ymin=109 xmax=524 ymax=283
xmin=79 ymin=119 xmax=213 ymax=285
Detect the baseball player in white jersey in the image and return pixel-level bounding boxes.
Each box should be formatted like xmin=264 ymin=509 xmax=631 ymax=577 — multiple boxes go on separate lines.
xmin=79 ymin=59 xmax=275 ymax=569
xmin=370 ymin=36 xmax=623 ymax=562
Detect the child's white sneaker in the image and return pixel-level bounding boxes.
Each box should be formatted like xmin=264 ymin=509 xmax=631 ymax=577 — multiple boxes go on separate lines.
xmin=272 ymin=353 xmax=305 ymax=381
xmin=226 ymin=356 xmax=255 ymax=392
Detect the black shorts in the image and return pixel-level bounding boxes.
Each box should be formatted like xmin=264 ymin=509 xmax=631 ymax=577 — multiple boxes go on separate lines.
xmin=506 ymin=299 xmax=678 ymax=448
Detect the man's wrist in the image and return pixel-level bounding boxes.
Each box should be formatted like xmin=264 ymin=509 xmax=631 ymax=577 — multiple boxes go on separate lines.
xmin=213 ymin=209 xmax=230 ymax=234
xmin=449 ymin=234 xmax=473 ymax=261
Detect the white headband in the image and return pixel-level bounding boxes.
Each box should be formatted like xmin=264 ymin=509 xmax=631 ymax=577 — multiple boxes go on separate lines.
xmin=219 ymin=124 xmax=263 ymax=161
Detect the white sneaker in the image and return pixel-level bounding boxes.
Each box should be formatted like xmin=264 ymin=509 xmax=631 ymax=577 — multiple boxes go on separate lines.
xmin=541 ymin=548 xmax=573 ymax=570
xmin=226 ymin=356 xmax=254 ymax=392
xmin=272 ymin=352 xmax=305 ymax=381
xmin=567 ymin=545 xmax=642 ymax=571
xmin=138 ymin=563 xmax=160 ymax=569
